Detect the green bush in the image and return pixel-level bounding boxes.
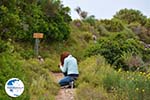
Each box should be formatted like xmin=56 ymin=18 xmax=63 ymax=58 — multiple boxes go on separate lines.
xmin=99 ymin=19 xmax=124 ymax=32
xmin=82 ymin=32 xmax=92 ymax=42
xmin=0 ymin=39 xmax=9 ymax=53
xmin=0 ymin=52 xmax=59 ymax=100
xmin=85 ymin=32 xmax=147 ymax=70
xmin=113 ymin=8 xmax=147 ymax=25
xmin=142 ymin=48 xmax=150 ymax=62
xmin=0 ymin=53 xmax=30 ymax=100
xmin=73 ymin=20 xmax=91 ymax=32
xmin=97 ymin=25 xmax=109 ymax=37
xmin=42 ymin=58 xmax=60 ymax=72
xmin=76 ymin=56 xmax=150 ymax=100
xmin=120 ymin=52 xmax=144 ymax=71
xmin=128 ymin=22 xmax=150 ymax=44
xmin=0 ymin=0 xmax=71 ymax=42
xmin=20 ymin=49 xmax=34 ymax=59
xmin=23 ymin=58 xmax=59 ymax=100
xmin=145 ymin=18 xmax=150 ymax=29
xmin=76 ymin=55 xmax=111 ymax=99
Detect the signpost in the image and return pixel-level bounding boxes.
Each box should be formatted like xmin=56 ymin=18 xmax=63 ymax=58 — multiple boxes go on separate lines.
xmin=33 ymin=33 xmax=43 ymax=57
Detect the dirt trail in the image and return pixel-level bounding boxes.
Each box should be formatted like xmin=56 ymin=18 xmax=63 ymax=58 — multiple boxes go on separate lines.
xmin=52 ymin=73 xmax=76 ymax=100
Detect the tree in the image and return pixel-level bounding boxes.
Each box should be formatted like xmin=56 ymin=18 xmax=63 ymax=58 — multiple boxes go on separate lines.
xmin=0 ymin=0 xmax=72 ymax=41
xmin=84 ymin=15 xmax=96 ymax=26
xmin=114 ymin=8 xmax=147 ymax=25
xmin=75 ymin=6 xmax=88 ymax=19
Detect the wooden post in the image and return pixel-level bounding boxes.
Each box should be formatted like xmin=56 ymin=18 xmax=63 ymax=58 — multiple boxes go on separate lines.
xmin=33 ymin=33 xmax=43 ymax=57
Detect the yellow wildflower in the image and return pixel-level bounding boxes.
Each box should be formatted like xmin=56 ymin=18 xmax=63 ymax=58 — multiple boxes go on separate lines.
xmin=136 ymin=88 xmax=139 ymax=91
xmin=143 ymin=72 xmax=146 ymax=75
xmin=118 ymin=68 xmax=122 ymax=72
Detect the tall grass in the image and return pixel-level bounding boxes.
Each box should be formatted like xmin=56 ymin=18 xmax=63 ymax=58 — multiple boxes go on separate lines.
xmin=76 ymin=55 xmax=150 ymax=100
xmin=0 ymin=52 xmax=59 ymax=100
xmin=23 ymin=59 xmax=59 ymax=100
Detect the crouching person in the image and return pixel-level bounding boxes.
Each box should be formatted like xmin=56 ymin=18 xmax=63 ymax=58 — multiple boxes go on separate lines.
xmin=58 ymin=51 xmax=79 ymax=88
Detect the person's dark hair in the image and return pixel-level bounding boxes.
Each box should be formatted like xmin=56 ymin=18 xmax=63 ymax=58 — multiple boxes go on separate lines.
xmin=60 ymin=51 xmax=70 ymax=66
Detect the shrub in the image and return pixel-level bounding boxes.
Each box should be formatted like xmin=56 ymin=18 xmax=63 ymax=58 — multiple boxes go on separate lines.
xmin=97 ymin=25 xmax=109 ymax=37
xmin=77 ymin=56 xmax=150 ymax=100
xmin=99 ymin=19 xmax=124 ymax=32
xmin=85 ymin=32 xmax=147 ymax=70
xmin=73 ymin=20 xmax=91 ymax=32
xmin=142 ymin=48 xmax=150 ymax=62
xmin=113 ymin=8 xmax=147 ymax=25
xmin=20 ymin=49 xmax=34 ymax=59
xmin=0 ymin=39 xmax=9 ymax=53
xmin=145 ymin=18 xmax=150 ymax=29
xmin=76 ymin=83 xmax=108 ymax=100
xmin=0 ymin=53 xmax=30 ymax=100
xmin=0 ymin=52 xmax=59 ymax=100
xmin=73 ymin=20 xmax=82 ymax=27
xmin=82 ymin=32 xmax=92 ymax=42
xmin=0 ymin=0 xmax=71 ymax=42
xmin=128 ymin=22 xmax=150 ymax=44
xmin=23 ymin=58 xmax=59 ymax=100
xmin=76 ymin=55 xmax=113 ymax=99
xmin=120 ymin=52 xmax=144 ymax=71
xmin=42 ymin=58 xmax=60 ymax=72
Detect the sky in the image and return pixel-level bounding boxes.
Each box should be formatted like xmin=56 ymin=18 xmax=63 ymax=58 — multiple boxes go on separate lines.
xmin=61 ymin=0 xmax=150 ymax=19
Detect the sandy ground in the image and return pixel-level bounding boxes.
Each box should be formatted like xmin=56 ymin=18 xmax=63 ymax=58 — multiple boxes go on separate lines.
xmin=52 ymin=73 xmax=76 ymax=100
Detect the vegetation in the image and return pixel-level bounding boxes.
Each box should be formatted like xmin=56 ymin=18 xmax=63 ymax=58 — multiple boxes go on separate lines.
xmin=0 ymin=41 xmax=59 ymax=100
xmin=0 ymin=0 xmax=71 ymax=41
xmin=114 ymin=8 xmax=147 ymax=25
xmin=0 ymin=0 xmax=150 ymax=99
xmin=85 ymin=31 xmax=149 ymax=70
xmin=76 ymin=56 xmax=150 ymax=100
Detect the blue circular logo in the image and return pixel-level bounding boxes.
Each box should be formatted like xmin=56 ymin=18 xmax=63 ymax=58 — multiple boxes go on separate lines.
xmin=5 ymin=78 xmax=24 ymax=97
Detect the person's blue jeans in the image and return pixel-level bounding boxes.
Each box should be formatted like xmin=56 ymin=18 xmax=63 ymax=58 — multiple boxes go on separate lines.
xmin=59 ymin=76 xmax=74 ymax=86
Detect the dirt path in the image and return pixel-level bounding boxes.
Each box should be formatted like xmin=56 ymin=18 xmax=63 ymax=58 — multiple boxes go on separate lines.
xmin=52 ymin=73 xmax=76 ymax=100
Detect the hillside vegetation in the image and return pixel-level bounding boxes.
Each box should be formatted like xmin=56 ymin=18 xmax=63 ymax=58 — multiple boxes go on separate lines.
xmin=0 ymin=0 xmax=150 ymax=100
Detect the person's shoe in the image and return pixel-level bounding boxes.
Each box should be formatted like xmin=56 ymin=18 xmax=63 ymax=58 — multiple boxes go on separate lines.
xmin=60 ymin=81 xmax=75 ymax=89
xmin=68 ymin=81 xmax=76 ymax=88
